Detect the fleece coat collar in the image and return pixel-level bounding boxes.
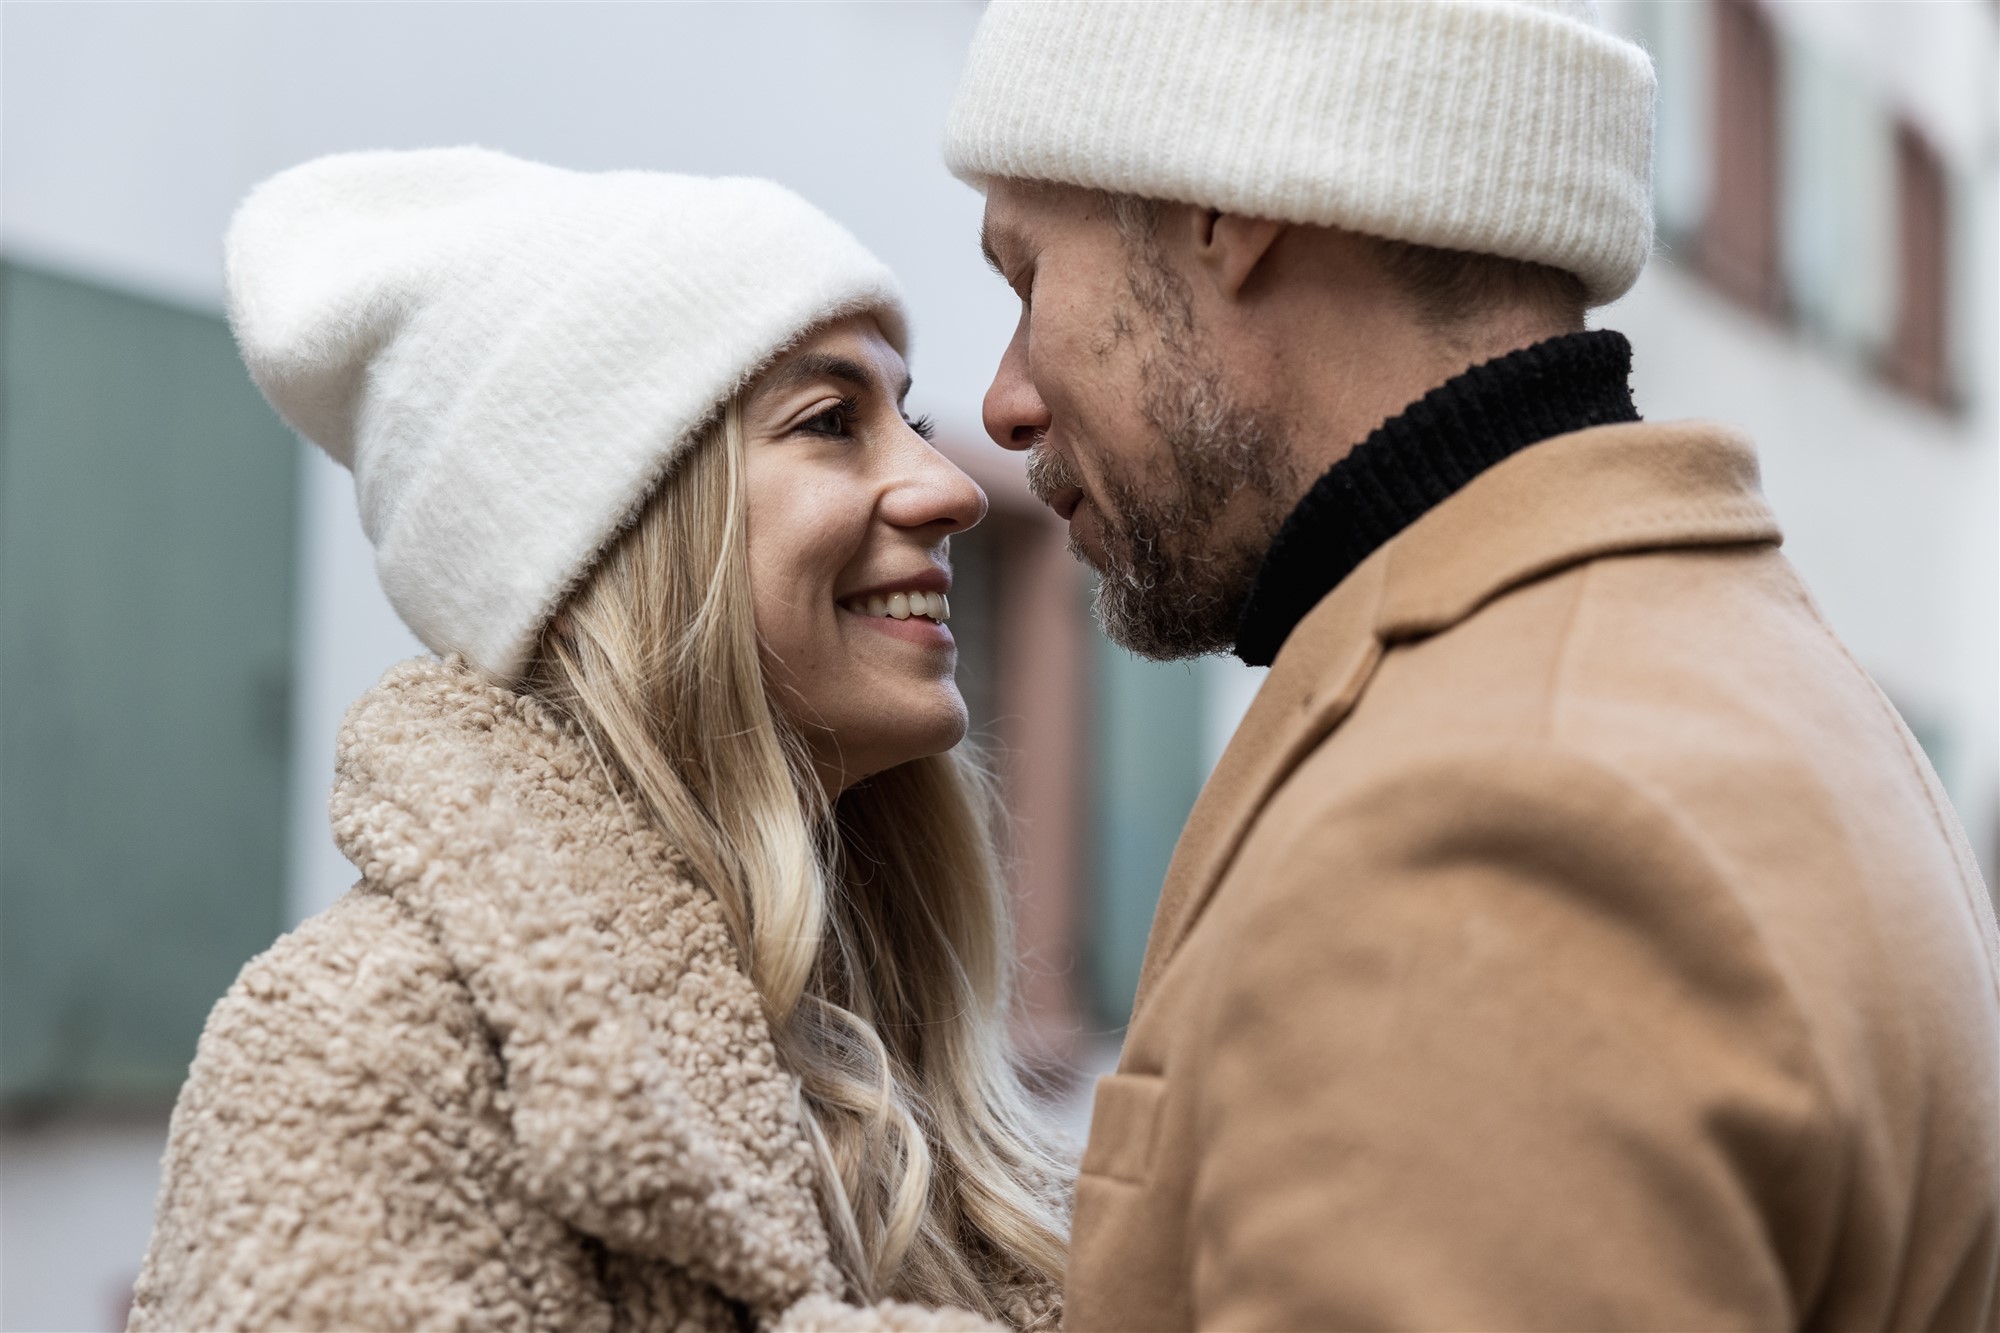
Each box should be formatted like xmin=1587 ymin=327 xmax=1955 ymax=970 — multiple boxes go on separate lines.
xmin=328 ymin=658 xmax=844 ymax=1319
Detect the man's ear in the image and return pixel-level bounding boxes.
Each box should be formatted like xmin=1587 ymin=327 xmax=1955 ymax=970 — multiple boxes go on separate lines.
xmin=1191 ymin=209 xmax=1287 ymax=301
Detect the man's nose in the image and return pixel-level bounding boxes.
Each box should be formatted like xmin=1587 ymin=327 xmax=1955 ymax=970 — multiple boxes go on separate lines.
xmin=982 ymin=316 xmax=1050 ymax=452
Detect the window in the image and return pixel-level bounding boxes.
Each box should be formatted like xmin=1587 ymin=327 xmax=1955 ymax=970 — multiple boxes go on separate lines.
xmin=1703 ymin=0 xmax=1784 ymax=315
xmin=1779 ymin=28 xmax=1895 ymax=363
xmin=1887 ymin=121 xmax=1953 ymax=408
xmin=1635 ymin=0 xmax=1713 ymax=254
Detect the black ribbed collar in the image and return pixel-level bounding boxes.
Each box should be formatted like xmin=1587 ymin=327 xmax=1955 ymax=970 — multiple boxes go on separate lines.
xmin=1232 ymin=329 xmax=1639 ymax=667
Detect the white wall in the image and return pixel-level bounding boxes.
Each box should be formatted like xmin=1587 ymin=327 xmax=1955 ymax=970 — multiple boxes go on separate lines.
xmin=0 ymin=1115 xmax=169 ymax=1333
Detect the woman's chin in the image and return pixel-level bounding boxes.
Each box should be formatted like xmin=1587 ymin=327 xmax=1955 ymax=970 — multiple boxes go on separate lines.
xmin=830 ymin=694 xmax=969 ymax=787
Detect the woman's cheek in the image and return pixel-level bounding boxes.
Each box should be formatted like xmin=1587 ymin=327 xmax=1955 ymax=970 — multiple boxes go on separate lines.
xmin=746 ymin=558 xmax=812 ymax=679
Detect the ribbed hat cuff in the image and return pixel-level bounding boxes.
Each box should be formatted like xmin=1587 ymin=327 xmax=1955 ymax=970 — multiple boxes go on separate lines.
xmin=943 ymin=1 xmax=1656 ymax=304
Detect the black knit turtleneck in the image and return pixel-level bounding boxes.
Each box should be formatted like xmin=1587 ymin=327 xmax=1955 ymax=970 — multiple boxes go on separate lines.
xmin=1232 ymin=329 xmax=1639 ymax=667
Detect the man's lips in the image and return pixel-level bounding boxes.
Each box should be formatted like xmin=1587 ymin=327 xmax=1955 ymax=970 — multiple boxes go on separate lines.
xmin=1025 ymin=441 xmax=1087 ymax=521
xmin=1064 ymin=499 xmax=1110 ymax=568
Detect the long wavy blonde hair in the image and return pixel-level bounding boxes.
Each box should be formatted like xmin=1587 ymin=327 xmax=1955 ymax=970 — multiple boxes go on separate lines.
xmin=524 ymin=401 xmax=1071 ymax=1321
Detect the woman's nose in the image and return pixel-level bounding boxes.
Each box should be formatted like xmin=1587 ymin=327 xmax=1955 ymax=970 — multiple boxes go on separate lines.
xmin=888 ymin=440 xmax=989 ymax=534
xmin=982 ymin=313 xmax=1049 ymax=452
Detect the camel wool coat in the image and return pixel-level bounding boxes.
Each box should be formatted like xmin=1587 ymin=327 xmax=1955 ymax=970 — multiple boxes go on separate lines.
xmin=130 ymin=660 xmax=1053 ymax=1333
xmin=1066 ymin=421 xmax=2000 ymax=1331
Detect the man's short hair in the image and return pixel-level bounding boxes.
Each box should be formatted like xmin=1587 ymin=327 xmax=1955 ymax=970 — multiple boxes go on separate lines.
xmin=1372 ymin=238 xmax=1587 ymax=335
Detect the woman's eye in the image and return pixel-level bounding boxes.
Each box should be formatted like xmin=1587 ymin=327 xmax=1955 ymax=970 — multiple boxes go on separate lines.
xmin=798 ymin=397 xmax=862 ymax=439
xmin=801 ymin=405 xmax=849 ymax=436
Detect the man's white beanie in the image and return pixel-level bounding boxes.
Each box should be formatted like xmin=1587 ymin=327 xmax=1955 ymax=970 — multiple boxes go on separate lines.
xmin=226 ymin=147 xmax=907 ymax=683
xmin=944 ymin=0 xmax=1656 ymax=304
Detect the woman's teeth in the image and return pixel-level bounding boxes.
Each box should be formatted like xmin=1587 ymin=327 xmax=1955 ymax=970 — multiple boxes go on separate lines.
xmin=844 ymin=590 xmax=951 ymax=622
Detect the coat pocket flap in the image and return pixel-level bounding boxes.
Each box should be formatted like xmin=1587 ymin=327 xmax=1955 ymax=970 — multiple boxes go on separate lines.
xmin=1079 ymin=1072 xmax=1165 ymax=1185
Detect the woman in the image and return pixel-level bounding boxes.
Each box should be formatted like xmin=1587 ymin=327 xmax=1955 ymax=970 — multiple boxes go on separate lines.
xmin=129 ymin=149 xmax=1069 ymax=1333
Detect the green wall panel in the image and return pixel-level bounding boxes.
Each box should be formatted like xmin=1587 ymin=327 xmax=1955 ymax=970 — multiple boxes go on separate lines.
xmin=1 ymin=260 xmax=297 ymax=1107
xmin=1087 ymin=636 xmax=1204 ymax=1027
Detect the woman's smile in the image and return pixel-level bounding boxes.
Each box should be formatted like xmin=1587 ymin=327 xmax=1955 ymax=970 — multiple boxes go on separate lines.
xmin=838 ymin=573 xmax=954 ymax=647
xmin=839 ymin=595 xmax=954 ymax=647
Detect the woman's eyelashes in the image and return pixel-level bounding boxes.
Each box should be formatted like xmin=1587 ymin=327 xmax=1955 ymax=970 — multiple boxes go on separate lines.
xmin=798 ymin=395 xmax=863 ymax=438
xmin=795 ymin=397 xmax=937 ymax=444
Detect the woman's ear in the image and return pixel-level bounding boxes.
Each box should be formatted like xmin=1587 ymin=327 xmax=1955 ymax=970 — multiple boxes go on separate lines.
xmin=1193 ymin=210 xmax=1287 ymax=301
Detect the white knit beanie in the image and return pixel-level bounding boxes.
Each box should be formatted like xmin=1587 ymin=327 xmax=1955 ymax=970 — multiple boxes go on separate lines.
xmin=226 ymin=147 xmax=907 ymax=683
xmin=944 ymin=0 xmax=1656 ymax=304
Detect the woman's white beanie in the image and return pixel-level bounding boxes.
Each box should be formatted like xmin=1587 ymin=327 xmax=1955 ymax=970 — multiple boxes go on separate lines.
xmin=226 ymin=147 xmax=907 ymax=683
xmin=943 ymin=0 xmax=1657 ymax=304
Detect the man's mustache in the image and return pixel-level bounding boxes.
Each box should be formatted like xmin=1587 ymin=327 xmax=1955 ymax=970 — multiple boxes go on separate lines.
xmin=1025 ymin=438 xmax=1079 ymax=507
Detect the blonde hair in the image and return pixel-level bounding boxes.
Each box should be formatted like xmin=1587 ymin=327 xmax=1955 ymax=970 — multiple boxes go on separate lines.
xmin=525 ymin=402 xmax=1071 ymax=1321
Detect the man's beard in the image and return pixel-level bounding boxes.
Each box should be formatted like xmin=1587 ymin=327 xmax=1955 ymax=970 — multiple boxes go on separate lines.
xmin=1028 ymin=353 xmax=1298 ymax=661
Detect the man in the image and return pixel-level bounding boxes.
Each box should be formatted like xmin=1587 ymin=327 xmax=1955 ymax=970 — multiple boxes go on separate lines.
xmin=945 ymin=3 xmax=2000 ymax=1330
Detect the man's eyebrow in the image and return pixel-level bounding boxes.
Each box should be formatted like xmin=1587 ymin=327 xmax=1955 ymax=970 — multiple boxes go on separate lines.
xmin=764 ymin=352 xmax=913 ymax=405
xmin=979 ymin=220 xmax=1007 ymax=278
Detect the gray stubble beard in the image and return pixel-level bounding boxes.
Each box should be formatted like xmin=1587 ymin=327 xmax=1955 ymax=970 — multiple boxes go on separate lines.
xmin=1030 ymin=348 xmax=1299 ymax=662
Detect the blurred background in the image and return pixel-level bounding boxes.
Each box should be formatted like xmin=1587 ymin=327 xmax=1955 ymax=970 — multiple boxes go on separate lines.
xmin=1 ymin=2 xmax=1993 ymax=1328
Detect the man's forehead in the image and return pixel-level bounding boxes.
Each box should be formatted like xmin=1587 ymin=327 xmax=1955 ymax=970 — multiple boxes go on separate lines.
xmin=979 ymin=180 xmax=1093 ymax=266
xmin=979 ymin=187 xmax=1032 ymax=261
xmin=979 ymin=207 xmax=1022 ymax=273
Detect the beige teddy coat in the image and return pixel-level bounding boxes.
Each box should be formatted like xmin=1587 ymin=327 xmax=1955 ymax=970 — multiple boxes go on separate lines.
xmin=130 ymin=660 xmax=1053 ymax=1333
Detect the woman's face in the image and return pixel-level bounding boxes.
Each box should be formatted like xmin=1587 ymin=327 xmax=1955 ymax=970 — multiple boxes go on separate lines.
xmin=743 ymin=314 xmax=987 ymax=791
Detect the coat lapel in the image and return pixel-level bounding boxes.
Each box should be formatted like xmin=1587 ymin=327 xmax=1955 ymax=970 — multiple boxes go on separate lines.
xmin=1132 ymin=558 xmax=1387 ymax=1015
xmin=1130 ymin=422 xmax=1782 ymax=1017
xmin=327 ymin=659 xmax=842 ymax=1319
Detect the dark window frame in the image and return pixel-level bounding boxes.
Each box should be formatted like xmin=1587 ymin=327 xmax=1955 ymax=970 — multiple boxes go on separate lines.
xmin=1885 ymin=119 xmax=1955 ymax=410
xmin=1702 ymin=0 xmax=1786 ymax=318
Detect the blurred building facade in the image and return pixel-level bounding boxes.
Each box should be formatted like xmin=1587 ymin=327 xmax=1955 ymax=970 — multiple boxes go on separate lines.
xmin=1 ymin=4 xmax=1993 ymax=1330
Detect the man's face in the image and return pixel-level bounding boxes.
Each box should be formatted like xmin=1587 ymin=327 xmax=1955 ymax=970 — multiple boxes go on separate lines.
xmin=979 ymin=181 xmax=1299 ymax=660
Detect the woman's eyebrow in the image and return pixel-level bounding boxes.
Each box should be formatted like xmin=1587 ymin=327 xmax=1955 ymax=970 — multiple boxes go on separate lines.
xmin=765 ymin=352 xmax=913 ymax=405
xmin=768 ymin=353 xmax=875 ymax=396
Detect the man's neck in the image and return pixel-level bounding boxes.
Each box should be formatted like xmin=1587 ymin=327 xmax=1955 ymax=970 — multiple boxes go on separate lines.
xmin=1275 ymin=318 xmax=1586 ymax=505
xmin=1232 ymin=329 xmax=1640 ymax=667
